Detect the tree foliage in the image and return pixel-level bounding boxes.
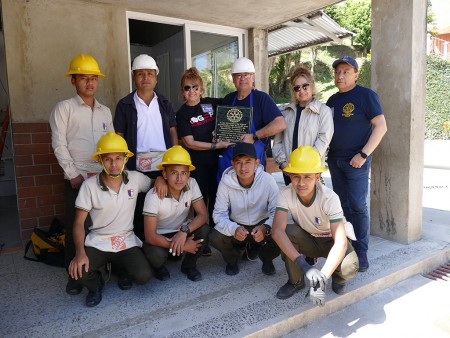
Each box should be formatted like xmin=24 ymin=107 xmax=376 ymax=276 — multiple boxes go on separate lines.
xmin=325 ymin=0 xmax=372 ymax=54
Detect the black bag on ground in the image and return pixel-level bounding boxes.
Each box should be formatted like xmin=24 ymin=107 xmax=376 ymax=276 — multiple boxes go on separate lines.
xmin=24 ymin=218 xmax=65 ymax=267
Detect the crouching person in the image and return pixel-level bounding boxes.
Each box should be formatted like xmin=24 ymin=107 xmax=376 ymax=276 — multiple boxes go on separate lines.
xmin=142 ymin=146 xmax=208 ymax=282
xmin=210 ymin=143 xmax=280 ymax=276
xmin=69 ymin=133 xmax=153 ymax=307
xmin=272 ymin=146 xmax=358 ymax=306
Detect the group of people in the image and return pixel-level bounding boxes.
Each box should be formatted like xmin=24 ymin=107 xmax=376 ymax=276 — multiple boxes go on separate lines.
xmin=49 ymin=52 xmax=386 ymax=308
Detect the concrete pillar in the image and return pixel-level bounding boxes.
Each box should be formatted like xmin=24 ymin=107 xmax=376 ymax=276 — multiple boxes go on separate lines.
xmin=371 ymin=0 xmax=427 ymax=244
xmin=248 ymin=28 xmax=269 ymax=92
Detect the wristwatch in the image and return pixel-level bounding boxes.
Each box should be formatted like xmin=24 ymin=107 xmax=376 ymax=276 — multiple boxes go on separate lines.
xmin=359 ymin=151 xmax=368 ymax=159
xmin=263 ymin=224 xmax=271 ymax=236
xmin=180 ymin=224 xmax=191 ymax=236
xmin=252 ymin=132 xmax=259 ymax=141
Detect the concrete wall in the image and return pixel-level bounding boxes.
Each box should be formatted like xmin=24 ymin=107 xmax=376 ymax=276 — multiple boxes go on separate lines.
xmin=371 ymin=0 xmax=427 ymax=244
xmin=2 ymin=0 xmax=131 ymax=123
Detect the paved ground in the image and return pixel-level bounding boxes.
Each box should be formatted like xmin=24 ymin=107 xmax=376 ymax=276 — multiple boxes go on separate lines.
xmin=0 ymin=140 xmax=449 ymax=337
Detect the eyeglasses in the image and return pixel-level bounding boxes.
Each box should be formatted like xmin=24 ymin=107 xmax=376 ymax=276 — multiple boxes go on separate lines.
xmin=233 ymin=73 xmax=253 ymax=79
xmin=183 ymin=85 xmax=200 ymax=92
xmin=293 ymin=83 xmax=311 ymax=92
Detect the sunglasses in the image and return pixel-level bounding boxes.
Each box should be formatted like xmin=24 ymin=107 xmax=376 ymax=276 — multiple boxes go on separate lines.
xmin=183 ymin=85 xmax=200 ymax=91
xmin=293 ymin=83 xmax=311 ymax=92
xmin=233 ymin=73 xmax=253 ymax=79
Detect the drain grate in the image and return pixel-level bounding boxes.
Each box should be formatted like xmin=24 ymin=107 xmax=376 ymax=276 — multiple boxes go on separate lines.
xmin=423 ymin=261 xmax=450 ymax=281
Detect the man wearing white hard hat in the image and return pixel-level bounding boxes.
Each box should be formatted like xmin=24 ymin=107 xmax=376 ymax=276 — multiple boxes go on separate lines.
xmin=217 ymin=57 xmax=286 ymax=179
xmin=114 ymin=54 xmax=178 ymax=240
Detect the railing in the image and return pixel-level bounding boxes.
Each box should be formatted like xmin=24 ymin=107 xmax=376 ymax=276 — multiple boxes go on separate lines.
xmin=427 ymin=34 xmax=450 ymax=60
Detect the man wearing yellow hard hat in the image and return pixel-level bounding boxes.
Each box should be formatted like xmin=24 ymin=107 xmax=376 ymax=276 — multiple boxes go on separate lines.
xmin=69 ymin=133 xmax=152 ymax=307
xmin=49 ymin=54 xmax=114 ymax=296
xmin=272 ymin=146 xmax=359 ymax=306
xmin=142 ymin=146 xmax=209 ymax=282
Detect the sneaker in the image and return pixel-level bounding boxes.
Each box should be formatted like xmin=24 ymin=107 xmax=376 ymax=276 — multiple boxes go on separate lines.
xmin=117 ymin=275 xmax=133 ymax=290
xmin=202 ymin=245 xmax=212 ymax=256
xmin=261 ymin=261 xmax=276 ymax=275
xmin=242 ymin=243 xmax=260 ymax=261
xmin=65 ymin=277 xmax=83 ymax=295
xmin=331 ymin=280 xmax=347 ymax=295
xmin=225 ymin=263 xmax=240 ymax=276
xmin=357 ymin=252 xmax=369 ymax=272
xmin=305 ymin=256 xmax=318 ymax=266
xmin=85 ymin=272 xmax=104 ymax=307
xmin=154 ymin=266 xmax=170 ymax=281
xmin=181 ymin=267 xmax=203 ymax=282
xmin=276 ymin=280 xmax=305 ymax=300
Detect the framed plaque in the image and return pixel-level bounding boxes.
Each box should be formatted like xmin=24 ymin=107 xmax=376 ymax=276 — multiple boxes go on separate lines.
xmin=215 ymin=106 xmax=253 ymax=143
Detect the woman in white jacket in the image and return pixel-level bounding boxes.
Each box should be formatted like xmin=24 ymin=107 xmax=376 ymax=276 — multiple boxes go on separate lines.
xmin=272 ymin=67 xmax=333 ymax=185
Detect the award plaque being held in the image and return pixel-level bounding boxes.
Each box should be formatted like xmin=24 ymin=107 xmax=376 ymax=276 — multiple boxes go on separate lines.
xmin=215 ymin=106 xmax=253 ymax=143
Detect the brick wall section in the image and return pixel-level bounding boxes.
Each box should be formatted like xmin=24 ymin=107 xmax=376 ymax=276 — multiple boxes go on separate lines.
xmin=12 ymin=123 xmax=65 ymax=243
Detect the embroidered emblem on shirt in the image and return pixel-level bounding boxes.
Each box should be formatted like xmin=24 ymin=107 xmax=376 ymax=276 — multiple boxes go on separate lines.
xmin=111 ymin=236 xmax=126 ymax=250
xmin=103 ymin=122 xmax=107 ymax=131
xmin=342 ymin=103 xmax=355 ymax=117
xmin=185 ymin=202 xmax=189 ymax=208
xmin=128 ymin=189 xmax=134 ymax=198
xmin=315 ymin=217 xmax=321 ymax=225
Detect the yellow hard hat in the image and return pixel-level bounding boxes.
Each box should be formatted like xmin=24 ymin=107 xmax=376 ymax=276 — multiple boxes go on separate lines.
xmin=65 ymin=54 xmax=105 ymax=78
xmin=92 ymin=132 xmax=133 ymax=160
xmin=283 ymin=146 xmax=327 ymax=174
xmin=156 ymin=145 xmax=196 ymax=171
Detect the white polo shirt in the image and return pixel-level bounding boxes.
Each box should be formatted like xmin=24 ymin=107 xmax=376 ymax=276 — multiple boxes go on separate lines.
xmin=76 ymin=171 xmax=151 ymax=252
xmin=276 ymin=182 xmax=344 ymax=237
xmin=143 ymin=177 xmax=203 ymax=234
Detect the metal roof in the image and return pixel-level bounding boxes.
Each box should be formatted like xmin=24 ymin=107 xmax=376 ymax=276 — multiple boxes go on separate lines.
xmin=268 ymin=10 xmax=354 ymax=56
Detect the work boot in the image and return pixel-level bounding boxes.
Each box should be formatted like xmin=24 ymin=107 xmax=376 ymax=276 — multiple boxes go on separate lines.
xmin=276 ymin=279 xmax=305 ymax=300
xmin=154 ymin=266 xmax=170 ymax=281
xmin=65 ymin=277 xmax=83 ymax=295
xmin=261 ymin=261 xmax=276 ymax=275
xmin=331 ymin=280 xmax=347 ymax=295
xmin=225 ymin=263 xmax=240 ymax=276
xmin=357 ymin=252 xmax=369 ymax=272
xmin=181 ymin=267 xmax=203 ymax=282
xmin=117 ymin=275 xmax=133 ymax=290
xmin=85 ymin=272 xmax=104 ymax=307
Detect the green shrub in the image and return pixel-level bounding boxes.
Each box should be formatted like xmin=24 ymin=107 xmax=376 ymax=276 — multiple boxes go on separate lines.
xmin=426 ymin=56 xmax=450 ymax=139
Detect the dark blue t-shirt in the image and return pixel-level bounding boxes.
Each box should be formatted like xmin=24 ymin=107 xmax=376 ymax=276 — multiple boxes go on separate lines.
xmin=326 ymin=85 xmax=383 ymax=160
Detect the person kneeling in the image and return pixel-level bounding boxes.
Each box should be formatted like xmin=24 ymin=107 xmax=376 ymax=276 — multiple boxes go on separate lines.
xmin=210 ymin=143 xmax=280 ymax=276
xmin=69 ymin=133 xmax=153 ymax=307
xmin=272 ymin=146 xmax=359 ymax=306
xmin=142 ymin=146 xmax=208 ymax=282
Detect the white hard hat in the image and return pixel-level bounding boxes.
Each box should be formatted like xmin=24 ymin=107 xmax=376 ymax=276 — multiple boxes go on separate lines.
xmin=231 ymin=57 xmax=255 ymax=74
xmin=132 ymin=54 xmax=159 ymax=75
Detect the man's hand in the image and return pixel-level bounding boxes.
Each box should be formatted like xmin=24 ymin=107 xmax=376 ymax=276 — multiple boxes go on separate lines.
xmin=304 ymin=268 xmax=328 ymax=290
xmin=216 ymin=140 xmax=234 ymax=149
xmin=251 ymin=225 xmax=266 ymax=243
xmin=309 ymin=284 xmax=326 ymax=307
xmin=183 ymin=235 xmax=204 ymax=254
xmin=349 ymin=153 xmax=366 ymax=169
xmin=70 ymin=175 xmax=84 ymax=189
xmin=170 ymin=231 xmax=187 ymax=256
xmin=68 ymin=251 xmax=89 ymax=280
xmin=234 ymin=226 xmax=249 ymax=242
xmin=153 ymin=176 xmax=168 ymax=200
xmin=295 ymin=256 xmax=327 ymax=290
xmin=240 ymin=134 xmax=255 ymax=144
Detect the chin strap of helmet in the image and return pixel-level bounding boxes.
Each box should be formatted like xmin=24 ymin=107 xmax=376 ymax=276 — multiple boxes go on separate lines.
xmin=99 ymin=154 xmax=128 ymax=179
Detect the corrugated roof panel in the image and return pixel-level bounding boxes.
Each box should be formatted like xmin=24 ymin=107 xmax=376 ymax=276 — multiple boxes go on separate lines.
xmin=268 ymin=10 xmax=354 ymax=56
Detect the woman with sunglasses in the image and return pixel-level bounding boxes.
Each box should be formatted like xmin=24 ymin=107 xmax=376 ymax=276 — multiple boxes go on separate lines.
xmin=176 ymin=67 xmax=233 ymax=255
xmin=272 ymin=66 xmax=334 ymax=185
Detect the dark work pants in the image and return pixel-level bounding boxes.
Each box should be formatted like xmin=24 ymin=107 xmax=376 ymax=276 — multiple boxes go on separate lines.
xmin=142 ymin=224 xmax=210 ymax=270
xmin=64 ymin=180 xmax=92 ymax=270
xmin=209 ymin=226 xmax=281 ymax=266
xmin=282 ymin=224 xmax=359 ymax=285
xmin=79 ymin=246 xmax=152 ymax=291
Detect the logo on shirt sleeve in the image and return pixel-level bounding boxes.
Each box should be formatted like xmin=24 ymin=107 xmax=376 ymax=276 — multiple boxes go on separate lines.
xmin=342 ymin=103 xmax=355 ymax=118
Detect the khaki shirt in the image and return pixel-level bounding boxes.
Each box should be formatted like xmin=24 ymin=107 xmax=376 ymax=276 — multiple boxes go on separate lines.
xmin=49 ymin=95 xmax=113 ymax=180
